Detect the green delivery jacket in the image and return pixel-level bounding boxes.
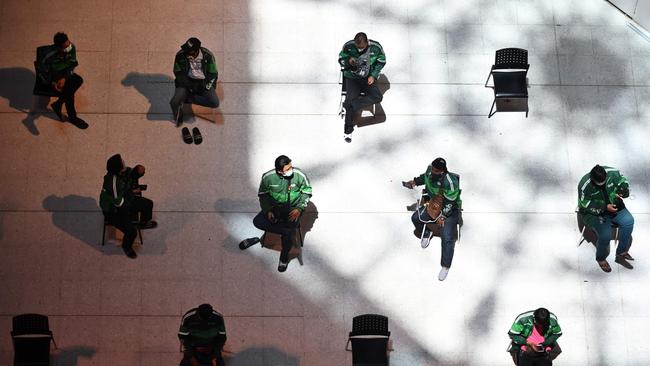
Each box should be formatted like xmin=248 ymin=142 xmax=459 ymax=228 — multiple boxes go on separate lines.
xmin=413 ymin=166 xmax=462 ymax=218
xmin=99 ymin=168 xmax=137 ymax=214
xmin=178 ymin=307 xmax=227 ymax=354
xmin=258 ymin=168 xmax=312 ymax=213
xmin=577 ymin=166 xmax=629 ymax=227
xmin=338 ymin=39 xmax=386 ymax=80
xmin=508 ymin=310 xmax=562 ymax=347
xmin=173 ymin=47 xmax=218 ymax=90
xmin=37 ymin=44 xmax=79 ymax=83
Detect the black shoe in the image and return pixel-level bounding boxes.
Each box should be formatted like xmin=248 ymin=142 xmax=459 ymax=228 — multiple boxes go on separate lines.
xmin=69 ymin=116 xmax=88 ymax=129
xmin=50 ymin=101 xmax=64 ymax=121
xmin=278 ymin=259 xmax=289 ymax=272
xmin=139 ymin=220 xmax=158 ymax=229
xmin=192 ymin=127 xmax=203 ymax=145
xmin=615 ymin=255 xmax=634 ymax=269
xmin=239 ymin=237 xmax=260 ymax=250
xmin=123 ymin=247 xmax=137 ymax=259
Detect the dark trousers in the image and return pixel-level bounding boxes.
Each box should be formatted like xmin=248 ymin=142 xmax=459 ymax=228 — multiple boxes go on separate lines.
xmin=411 ymin=208 xmax=458 ymax=268
xmin=104 ymin=196 xmax=153 ymax=250
xmin=170 ymin=86 xmax=220 ymax=115
xmin=253 ymin=211 xmax=300 ymax=263
xmin=517 ymin=350 xmax=552 ymax=366
xmin=54 ymin=73 xmax=83 ymax=118
xmin=343 ymin=77 xmax=383 ymax=133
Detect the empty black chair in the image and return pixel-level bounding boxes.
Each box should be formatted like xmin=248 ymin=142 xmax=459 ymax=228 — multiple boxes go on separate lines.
xmin=11 ymin=314 xmax=57 ymax=366
xmin=485 ymin=48 xmax=529 ymax=118
xmin=346 ymin=314 xmax=390 ymax=366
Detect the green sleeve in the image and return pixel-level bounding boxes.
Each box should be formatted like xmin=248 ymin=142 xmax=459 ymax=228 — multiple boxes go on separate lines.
xmin=543 ymin=322 xmax=562 ymax=346
xmin=339 ymin=47 xmax=351 ymax=68
xmin=508 ymin=320 xmax=527 ymax=345
xmin=258 ymin=176 xmax=274 ymax=212
xmin=615 ymin=172 xmax=630 ymax=197
xmin=295 ymin=175 xmax=312 ymax=211
xmin=578 ymin=184 xmax=605 ymax=214
xmin=370 ymin=47 xmax=386 ymax=79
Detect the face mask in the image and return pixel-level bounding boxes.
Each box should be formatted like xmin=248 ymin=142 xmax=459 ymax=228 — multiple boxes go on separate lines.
xmin=357 ymin=47 xmax=366 ymax=53
xmin=283 ymin=169 xmax=294 ymax=177
xmin=63 ymin=44 xmax=73 ymax=53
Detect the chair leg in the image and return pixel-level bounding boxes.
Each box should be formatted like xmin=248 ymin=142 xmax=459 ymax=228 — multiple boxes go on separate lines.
xmin=577 ymin=226 xmax=586 ymax=247
xmin=295 ymin=226 xmax=304 ymax=266
xmin=137 ymin=227 xmax=144 ymax=246
xmin=488 ymin=99 xmax=497 ymax=118
xmin=484 ymin=72 xmax=493 ymax=88
xmin=613 ymin=227 xmax=619 ymax=247
xmin=102 ymin=222 xmax=107 ymax=246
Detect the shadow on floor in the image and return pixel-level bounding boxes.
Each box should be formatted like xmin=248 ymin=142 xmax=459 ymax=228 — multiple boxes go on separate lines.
xmin=348 ymin=73 xmax=391 ymax=129
xmin=224 ymin=347 xmax=299 ymax=366
xmin=42 ymin=194 xmax=102 ymax=248
xmin=53 ymin=346 xmax=96 ymax=366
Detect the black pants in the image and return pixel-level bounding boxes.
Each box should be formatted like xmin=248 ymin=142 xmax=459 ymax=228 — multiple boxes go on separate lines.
xmin=343 ymin=77 xmax=383 ymax=133
xmin=104 ymin=196 xmax=153 ymax=250
xmin=517 ymin=350 xmax=552 ymax=366
xmin=54 ymin=73 xmax=83 ymax=118
xmin=253 ymin=211 xmax=300 ymax=263
xmin=170 ymin=85 xmax=220 ymax=115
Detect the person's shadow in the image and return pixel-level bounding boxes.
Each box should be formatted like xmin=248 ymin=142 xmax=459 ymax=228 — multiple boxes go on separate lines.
xmin=42 ymin=194 xmax=104 ymax=249
xmin=224 ymin=347 xmax=299 ymax=366
xmin=53 ymin=346 xmax=96 ymax=366
xmin=0 ymin=67 xmax=60 ymax=136
xmin=353 ymin=73 xmax=391 ymax=128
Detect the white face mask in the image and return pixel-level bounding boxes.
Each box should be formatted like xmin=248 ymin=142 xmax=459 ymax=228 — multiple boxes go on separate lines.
xmin=63 ymin=44 xmax=73 ymax=53
xmin=357 ymin=48 xmax=365 ymax=53
xmin=283 ymin=168 xmax=293 ymax=177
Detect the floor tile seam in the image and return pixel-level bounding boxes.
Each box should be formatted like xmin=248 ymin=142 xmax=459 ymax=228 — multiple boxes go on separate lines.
xmin=4 ymin=210 xmax=645 ymax=215
xmin=0 ymin=313 xmax=305 ymax=318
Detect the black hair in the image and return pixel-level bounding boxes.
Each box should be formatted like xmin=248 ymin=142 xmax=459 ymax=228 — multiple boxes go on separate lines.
xmin=590 ymin=164 xmax=607 ymax=184
xmin=533 ymin=307 xmax=550 ymax=330
xmin=274 ymin=155 xmax=292 ymax=172
xmin=354 ymin=32 xmax=368 ymax=44
xmin=197 ymin=303 xmax=213 ymax=320
xmin=53 ymin=32 xmax=69 ymax=47
xmin=106 ymin=154 xmax=123 ymax=175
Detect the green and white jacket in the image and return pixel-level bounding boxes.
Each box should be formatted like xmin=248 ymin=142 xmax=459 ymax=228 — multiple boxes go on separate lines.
xmin=508 ymin=310 xmax=562 ymax=347
xmin=413 ymin=166 xmax=462 ymax=218
xmin=577 ymin=166 xmax=629 ymax=227
xmin=338 ymin=39 xmax=386 ymax=80
xmin=258 ymin=168 xmax=312 ymax=213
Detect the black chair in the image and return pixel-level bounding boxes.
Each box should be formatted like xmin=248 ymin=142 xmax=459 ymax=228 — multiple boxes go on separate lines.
xmin=485 ymin=48 xmax=529 ymax=118
xmin=33 ymin=46 xmax=60 ymax=97
xmin=576 ymin=211 xmax=625 ymax=247
xmin=11 ymin=314 xmax=57 ymax=366
xmin=260 ymin=223 xmax=304 ymax=265
xmin=346 ymin=314 xmax=391 ymax=366
xmin=101 ymin=217 xmax=143 ymax=247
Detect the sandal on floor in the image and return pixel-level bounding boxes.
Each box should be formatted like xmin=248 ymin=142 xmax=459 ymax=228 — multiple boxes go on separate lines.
xmin=598 ymin=260 xmax=612 ymax=273
xmin=192 ymin=127 xmax=203 ymax=145
xmin=239 ymin=237 xmax=260 ymax=250
xmin=182 ymin=127 xmax=193 ymax=144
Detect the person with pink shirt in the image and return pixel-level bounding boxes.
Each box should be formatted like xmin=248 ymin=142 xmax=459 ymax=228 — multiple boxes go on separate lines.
xmin=507 ymin=308 xmax=562 ymax=366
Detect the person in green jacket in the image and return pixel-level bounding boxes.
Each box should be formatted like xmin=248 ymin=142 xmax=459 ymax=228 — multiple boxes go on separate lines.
xmin=578 ymin=164 xmax=634 ymax=272
xmin=36 ymin=32 xmax=87 ymax=129
xmin=239 ymin=155 xmax=312 ymax=272
xmin=178 ymin=304 xmax=227 ymax=366
xmin=338 ymin=32 xmax=386 ymax=142
xmin=403 ymin=157 xmax=461 ymax=281
xmin=507 ymin=308 xmax=562 ymax=366
xmin=99 ymin=154 xmax=157 ymax=258
xmin=170 ymin=37 xmax=219 ymax=143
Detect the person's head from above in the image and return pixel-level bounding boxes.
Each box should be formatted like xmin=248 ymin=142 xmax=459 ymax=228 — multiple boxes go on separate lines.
xmin=182 ymin=37 xmax=201 ymax=58
xmin=431 ymin=157 xmax=447 ymax=176
xmin=275 ymin=155 xmax=293 ymax=178
xmin=533 ymin=307 xmax=551 ymax=333
xmin=53 ymin=32 xmax=72 ymax=53
xmin=106 ymin=154 xmax=126 ymax=176
xmin=354 ymin=32 xmax=368 ymax=53
xmin=590 ymin=164 xmax=607 ymax=186
xmin=134 ymin=164 xmax=145 ymax=178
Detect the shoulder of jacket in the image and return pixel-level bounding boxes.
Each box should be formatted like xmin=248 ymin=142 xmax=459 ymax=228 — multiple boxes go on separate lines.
xmin=201 ymin=47 xmax=215 ymax=59
xmin=342 ymin=40 xmax=355 ymax=48
xmin=369 ymin=40 xmax=384 ymax=50
xmin=261 ymin=169 xmax=277 ymax=180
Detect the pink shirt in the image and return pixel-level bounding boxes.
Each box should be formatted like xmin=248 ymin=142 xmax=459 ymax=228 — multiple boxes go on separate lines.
xmin=520 ymin=326 xmax=550 ymax=352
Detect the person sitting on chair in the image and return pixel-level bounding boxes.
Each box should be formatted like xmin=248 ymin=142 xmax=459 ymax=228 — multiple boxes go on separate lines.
xmin=178 ymin=303 xmax=227 ymax=366
xmin=402 ymin=157 xmax=461 ymax=281
xmin=170 ymin=37 xmax=219 ymax=145
xmin=338 ymin=32 xmax=386 ymax=143
xmin=508 ymin=308 xmax=562 ymax=366
xmin=36 ymin=32 xmax=87 ymax=129
xmin=239 ymin=155 xmax=312 ymax=272
xmin=99 ymin=154 xmax=157 ymax=259
xmin=578 ymin=164 xmax=634 ymax=272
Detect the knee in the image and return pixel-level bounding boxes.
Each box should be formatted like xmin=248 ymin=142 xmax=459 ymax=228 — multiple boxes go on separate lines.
xmin=70 ymin=73 xmax=83 ymax=85
xmin=252 ymin=213 xmax=266 ymax=230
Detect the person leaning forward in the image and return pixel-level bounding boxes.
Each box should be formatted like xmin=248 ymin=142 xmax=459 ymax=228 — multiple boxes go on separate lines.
xmin=239 ymin=155 xmax=312 ymax=272
xmin=507 ymin=308 xmax=562 ymax=366
xmin=99 ymin=154 xmax=157 ymax=259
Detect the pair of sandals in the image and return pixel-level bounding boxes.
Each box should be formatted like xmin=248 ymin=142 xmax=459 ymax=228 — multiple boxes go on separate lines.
xmin=182 ymin=127 xmax=202 ymax=145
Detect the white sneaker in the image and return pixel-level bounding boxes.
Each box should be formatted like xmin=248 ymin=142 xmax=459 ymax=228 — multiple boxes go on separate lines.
xmin=438 ymin=267 xmax=449 ymax=281
xmin=420 ymin=231 xmax=431 ymax=248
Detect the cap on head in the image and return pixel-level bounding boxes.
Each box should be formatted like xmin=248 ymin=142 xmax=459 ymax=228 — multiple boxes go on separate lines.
xmin=181 ymin=37 xmax=201 ymax=52
xmin=533 ymin=307 xmax=550 ymax=329
xmin=106 ymin=154 xmax=123 ymax=175
xmin=590 ymin=164 xmax=607 ymax=185
xmin=53 ymin=32 xmax=69 ymax=47
xmin=275 ymin=155 xmax=292 ymax=172
xmin=431 ymin=157 xmax=447 ymax=171
xmin=197 ymin=303 xmax=213 ymax=320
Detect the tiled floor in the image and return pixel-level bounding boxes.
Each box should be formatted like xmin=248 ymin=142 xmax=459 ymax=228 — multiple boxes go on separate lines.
xmin=1 ymin=0 xmax=650 ymax=365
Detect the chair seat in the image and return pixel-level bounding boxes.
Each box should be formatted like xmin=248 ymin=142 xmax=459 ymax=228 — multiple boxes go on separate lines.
xmin=493 ymin=71 xmax=527 ymax=97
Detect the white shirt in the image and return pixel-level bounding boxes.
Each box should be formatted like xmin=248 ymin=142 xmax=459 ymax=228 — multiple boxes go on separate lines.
xmin=187 ymin=50 xmax=205 ymax=80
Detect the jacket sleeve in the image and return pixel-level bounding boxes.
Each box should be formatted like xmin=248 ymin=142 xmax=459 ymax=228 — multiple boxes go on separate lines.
xmin=370 ymin=46 xmax=386 ymax=79
xmin=614 ymin=171 xmax=630 ymax=198
xmin=106 ymin=175 xmax=126 ymax=208
xmin=338 ymin=45 xmax=351 ymax=69
xmin=173 ymin=54 xmax=190 ymax=87
xmin=294 ymin=174 xmax=312 ymax=211
xmin=441 ymin=175 xmax=460 ymax=217
xmin=52 ymin=46 xmax=79 ymax=81
xmin=204 ymin=50 xmax=219 ymax=89
xmin=413 ymin=173 xmax=426 ymax=186
xmin=258 ymin=176 xmax=274 ymax=212
xmin=578 ymin=184 xmax=605 ymax=215
xmin=542 ymin=322 xmax=562 ymax=346
xmin=508 ymin=319 xmax=527 ymax=346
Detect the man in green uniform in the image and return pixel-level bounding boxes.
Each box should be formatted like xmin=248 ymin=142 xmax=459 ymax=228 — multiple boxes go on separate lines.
xmin=507 ymin=308 xmax=562 ymax=366
xmin=178 ymin=304 xmax=227 ymax=366
xmin=36 ymin=32 xmax=87 ymax=129
xmin=403 ymin=157 xmax=461 ymax=281
xmin=239 ymin=155 xmax=312 ymax=272
xmin=577 ymin=164 xmax=634 ymax=272
xmin=338 ymin=32 xmax=386 ymax=142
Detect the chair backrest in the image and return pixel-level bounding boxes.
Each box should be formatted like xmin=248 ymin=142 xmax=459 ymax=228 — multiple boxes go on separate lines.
xmin=350 ymin=314 xmax=390 ymax=337
xmin=493 ymin=48 xmax=529 ymax=70
xmin=12 ymin=314 xmax=52 ymax=366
